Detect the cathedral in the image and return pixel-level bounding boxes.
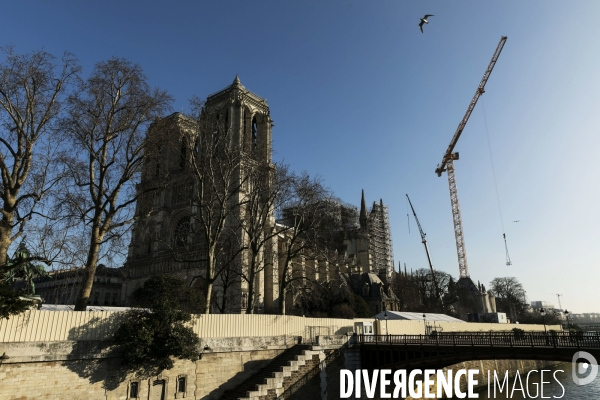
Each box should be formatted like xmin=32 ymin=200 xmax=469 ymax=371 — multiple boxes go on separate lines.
xmin=123 ymin=77 xmax=397 ymax=314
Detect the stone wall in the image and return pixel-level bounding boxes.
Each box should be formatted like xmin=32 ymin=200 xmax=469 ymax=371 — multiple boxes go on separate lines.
xmin=0 ymin=339 xmax=287 ymax=400
xmin=324 ymin=349 xmax=347 ymax=400
xmin=0 ymin=335 xmax=566 ymax=400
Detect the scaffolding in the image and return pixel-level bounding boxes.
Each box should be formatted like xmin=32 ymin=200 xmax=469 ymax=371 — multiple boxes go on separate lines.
xmin=368 ymin=200 xmax=395 ymax=277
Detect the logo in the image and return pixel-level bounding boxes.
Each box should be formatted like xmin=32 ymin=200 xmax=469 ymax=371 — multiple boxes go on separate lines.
xmin=572 ymin=351 xmax=598 ymax=386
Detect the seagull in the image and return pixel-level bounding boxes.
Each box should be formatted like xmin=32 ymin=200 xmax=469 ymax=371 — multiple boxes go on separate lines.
xmin=513 ymin=220 xmax=520 ymax=223
xmin=419 ymin=14 xmax=434 ymax=33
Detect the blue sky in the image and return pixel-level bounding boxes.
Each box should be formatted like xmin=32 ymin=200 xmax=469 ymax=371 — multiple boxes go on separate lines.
xmin=2 ymin=1 xmax=599 ymax=313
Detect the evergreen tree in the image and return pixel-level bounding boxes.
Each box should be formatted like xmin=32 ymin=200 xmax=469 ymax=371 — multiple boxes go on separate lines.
xmin=113 ymin=275 xmax=204 ymax=375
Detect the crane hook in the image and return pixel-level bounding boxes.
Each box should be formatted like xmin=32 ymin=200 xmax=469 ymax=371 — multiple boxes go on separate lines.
xmin=503 ymin=233 xmax=512 ymax=266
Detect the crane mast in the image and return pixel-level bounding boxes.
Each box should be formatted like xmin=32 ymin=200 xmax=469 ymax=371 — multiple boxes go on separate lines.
xmin=435 ymin=36 xmax=507 ymax=279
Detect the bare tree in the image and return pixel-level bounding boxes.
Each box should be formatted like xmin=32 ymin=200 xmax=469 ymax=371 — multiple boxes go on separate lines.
xmin=0 ymin=47 xmax=79 ymax=318
xmin=0 ymin=47 xmax=79 ymax=268
xmin=180 ymin=99 xmax=246 ymax=314
xmin=392 ymin=268 xmax=456 ymax=314
xmin=235 ymin=161 xmax=292 ymax=314
xmin=276 ymin=172 xmax=334 ymax=314
xmin=393 ymin=269 xmax=422 ymax=312
xmin=60 ymin=58 xmax=172 ymax=311
xmin=213 ymin=250 xmax=238 ymax=313
xmin=489 ymin=276 xmax=528 ymax=322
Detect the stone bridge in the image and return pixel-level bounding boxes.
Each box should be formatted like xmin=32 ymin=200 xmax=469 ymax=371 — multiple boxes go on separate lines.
xmin=355 ymin=331 xmax=600 ymax=370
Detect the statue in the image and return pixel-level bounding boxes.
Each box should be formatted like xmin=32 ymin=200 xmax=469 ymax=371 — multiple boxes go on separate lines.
xmin=4 ymin=240 xmax=48 ymax=296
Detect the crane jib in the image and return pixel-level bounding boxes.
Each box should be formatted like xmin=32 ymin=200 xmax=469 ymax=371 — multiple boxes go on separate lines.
xmin=436 ymin=36 xmax=507 ymax=177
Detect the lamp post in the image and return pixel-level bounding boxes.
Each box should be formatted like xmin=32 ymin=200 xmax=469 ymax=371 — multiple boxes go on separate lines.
xmin=540 ymin=308 xmax=547 ymax=333
xmin=540 ymin=308 xmax=549 ymax=345
xmin=564 ymin=310 xmax=570 ymax=330
xmin=384 ymin=310 xmax=389 ymax=337
xmin=423 ymin=313 xmax=427 ymax=335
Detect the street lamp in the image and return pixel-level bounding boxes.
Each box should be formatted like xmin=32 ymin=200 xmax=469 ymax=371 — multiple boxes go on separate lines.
xmin=423 ymin=313 xmax=427 ymax=335
xmin=384 ymin=310 xmax=389 ymax=337
xmin=564 ymin=310 xmax=570 ymax=330
xmin=540 ymin=308 xmax=547 ymax=330
xmin=540 ymin=308 xmax=548 ymax=344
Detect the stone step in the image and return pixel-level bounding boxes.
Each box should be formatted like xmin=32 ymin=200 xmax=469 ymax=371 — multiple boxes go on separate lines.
xmin=220 ymin=345 xmax=312 ymax=400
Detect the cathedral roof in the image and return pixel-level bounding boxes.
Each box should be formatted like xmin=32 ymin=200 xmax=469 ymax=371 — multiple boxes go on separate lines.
xmin=359 ymin=189 xmax=368 ymax=231
xmin=374 ymin=311 xmax=465 ymax=323
xmin=206 ymin=75 xmax=269 ymax=112
xmin=365 ymin=272 xmax=383 ymax=285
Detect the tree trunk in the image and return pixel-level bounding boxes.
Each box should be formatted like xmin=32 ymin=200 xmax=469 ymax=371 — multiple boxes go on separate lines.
xmin=279 ymin=283 xmax=287 ymax=315
xmin=246 ymin=263 xmax=256 ymax=314
xmin=0 ymin=195 xmax=16 ymax=269
xmin=278 ymin=257 xmax=294 ymax=315
xmin=203 ymin=248 xmax=216 ymax=314
xmin=220 ymin=288 xmax=228 ymax=313
xmin=74 ymin=225 xmax=102 ymax=311
xmin=0 ymin=224 xmax=12 ymax=269
xmin=203 ymin=282 xmax=213 ymax=314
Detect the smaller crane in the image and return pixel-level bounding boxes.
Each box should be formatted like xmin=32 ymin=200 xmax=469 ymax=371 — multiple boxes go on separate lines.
xmin=546 ymin=293 xmax=564 ymax=310
xmin=406 ymin=194 xmax=443 ymax=310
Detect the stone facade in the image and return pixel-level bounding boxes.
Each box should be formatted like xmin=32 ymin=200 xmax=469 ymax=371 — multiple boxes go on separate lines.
xmin=456 ymin=276 xmax=498 ymax=318
xmin=122 ymin=76 xmax=278 ymax=313
xmin=121 ymin=78 xmax=398 ymax=316
xmin=341 ymin=190 xmax=395 ymax=278
xmin=31 ymin=265 xmax=124 ymax=307
xmin=345 ymin=271 xmax=400 ymax=315
xmin=105 ymin=72 xmax=410 ymax=321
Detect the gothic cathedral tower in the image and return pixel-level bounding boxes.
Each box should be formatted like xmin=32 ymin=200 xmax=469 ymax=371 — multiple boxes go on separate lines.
xmin=123 ymin=76 xmax=278 ymax=313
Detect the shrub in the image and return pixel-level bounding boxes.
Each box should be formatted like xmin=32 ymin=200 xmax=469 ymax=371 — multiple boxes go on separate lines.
xmin=512 ymin=327 xmax=525 ymax=340
xmin=113 ymin=275 xmax=204 ymax=375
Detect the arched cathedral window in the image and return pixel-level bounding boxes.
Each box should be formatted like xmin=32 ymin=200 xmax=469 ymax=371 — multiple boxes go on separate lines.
xmin=155 ymin=145 xmax=162 ymax=177
xmin=174 ymin=216 xmax=191 ymax=248
xmin=147 ymin=234 xmax=153 ymax=254
xmin=213 ymin=112 xmax=220 ymax=144
xmin=180 ymin=138 xmax=188 ymax=170
xmin=252 ymin=116 xmax=258 ymax=150
xmin=242 ymin=108 xmax=246 ymax=147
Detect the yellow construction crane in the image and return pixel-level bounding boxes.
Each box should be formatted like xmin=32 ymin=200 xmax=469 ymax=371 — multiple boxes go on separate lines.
xmin=435 ymin=36 xmax=507 ymax=279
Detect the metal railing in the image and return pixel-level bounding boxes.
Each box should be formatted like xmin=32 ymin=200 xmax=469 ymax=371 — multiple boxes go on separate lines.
xmin=357 ymin=331 xmax=600 ymax=349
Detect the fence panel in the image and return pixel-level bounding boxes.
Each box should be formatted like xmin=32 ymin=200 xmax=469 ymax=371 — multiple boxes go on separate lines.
xmin=0 ymin=310 xmax=563 ymax=343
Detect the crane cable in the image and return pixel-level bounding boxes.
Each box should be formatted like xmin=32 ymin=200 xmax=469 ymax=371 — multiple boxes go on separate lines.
xmin=482 ymin=98 xmax=512 ymax=266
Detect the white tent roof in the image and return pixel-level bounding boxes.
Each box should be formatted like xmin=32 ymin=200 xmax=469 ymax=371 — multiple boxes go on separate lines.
xmin=373 ymin=311 xmax=465 ymax=323
xmin=40 ymin=304 xmax=131 ymax=312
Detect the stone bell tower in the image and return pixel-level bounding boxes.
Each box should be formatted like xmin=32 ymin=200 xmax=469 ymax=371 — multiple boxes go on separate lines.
xmin=123 ymin=76 xmax=278 ymax=313
xmin=201 ymin=75 xmax=278 ymax=313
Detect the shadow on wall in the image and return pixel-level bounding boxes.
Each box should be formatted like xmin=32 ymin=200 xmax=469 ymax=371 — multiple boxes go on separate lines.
xmin=65 ymin=314 xmax=129 ymax=391
xmin=212 ymin=358 xmax=275 ymax=399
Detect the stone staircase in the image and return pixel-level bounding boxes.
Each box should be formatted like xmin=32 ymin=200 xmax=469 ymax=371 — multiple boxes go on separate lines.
xmin=220 ymin=344 xmax=322 ymax=400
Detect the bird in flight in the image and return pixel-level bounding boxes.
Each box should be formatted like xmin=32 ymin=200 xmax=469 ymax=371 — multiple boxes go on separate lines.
xmin=419 ymin=15 xmax=434 ymax=33
xmin=513 ymin=220 xmax=520 ymax=223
